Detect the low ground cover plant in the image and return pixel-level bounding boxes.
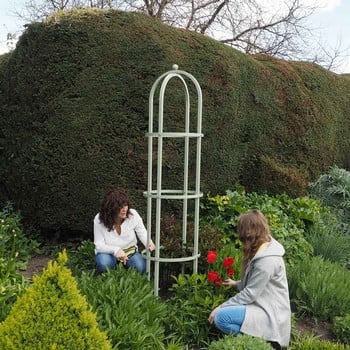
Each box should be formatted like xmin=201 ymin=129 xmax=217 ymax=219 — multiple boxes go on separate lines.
xmin=289 ymin=333 xmax=349 ymax=349
xmin=208 ymin=334 xmax=274 ymax=349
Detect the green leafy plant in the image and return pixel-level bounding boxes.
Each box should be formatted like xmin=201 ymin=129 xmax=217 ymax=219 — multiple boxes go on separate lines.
xmin=333 ymin=314 xmax=350 ymax=345
xmin=308 ymin=166 xmax=350 ymax=235
xmin=0 ymin=203 xmax=35 ymax=322
xmin=289 ymin=332 xmax=348 ymax=349
xmin=208 ymin=334 xmax=273 ymax=349
xmin=0 ymin=259 xmax=28 ymax=322
xmin=0 ymin=250 xmax=111 ymax=349
xmin=78 ymin=265 xmax=167 ymax=350
xmin=67 ymin=239 xmax=95 ymax=276
xmin=200 ymin=189 xmax=315 ymax=266
xmin=0 ymin=202 xmax=40 ymax=271
xmin=306 ymin=224 xmax=350 ymax=265
xmin=288 ymin=256 xmax=350 ymax=321
xmin=165 ymin=273 xmax=232 ymax=347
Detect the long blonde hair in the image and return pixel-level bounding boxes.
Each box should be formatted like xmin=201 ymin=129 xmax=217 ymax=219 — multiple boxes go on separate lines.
xmin=237 ymin=210 xmax=271 ymax=273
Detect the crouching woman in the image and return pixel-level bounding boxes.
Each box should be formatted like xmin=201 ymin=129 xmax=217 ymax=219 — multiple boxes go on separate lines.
xmin=208 ymin=210 xmax=291 ymax=349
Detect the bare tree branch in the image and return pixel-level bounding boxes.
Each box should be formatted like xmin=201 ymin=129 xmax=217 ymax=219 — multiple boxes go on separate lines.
xmin=11 ymin=0 xmax=349 ymax=72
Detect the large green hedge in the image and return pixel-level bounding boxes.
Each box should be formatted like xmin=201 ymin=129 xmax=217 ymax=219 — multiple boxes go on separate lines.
xmin=0 ymin=9 xmax=349 ymax=236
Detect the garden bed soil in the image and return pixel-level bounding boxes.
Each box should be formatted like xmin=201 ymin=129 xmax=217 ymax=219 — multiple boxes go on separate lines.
xmin=21 ymin=255 xmax=51 ymax=279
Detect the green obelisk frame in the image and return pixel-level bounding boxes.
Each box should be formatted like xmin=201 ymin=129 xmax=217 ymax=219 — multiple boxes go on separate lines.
xmin=143 ymin=65 xmax=203 ymax=296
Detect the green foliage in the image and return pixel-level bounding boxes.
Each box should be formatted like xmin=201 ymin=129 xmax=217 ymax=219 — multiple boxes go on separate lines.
xmin=305 ymin=223 xmax=350 ymax=265
xmin=0 ymin=202 xmax=40 ymax=270
xmin=66 ymin=239 xmax=95 ymax=276
xmin=0 ymin=259 xmax=28 ymax=322
xmin=309 ymin=166 xmax=350 ymax=235
xmin=165 ymin=273 xmax=232 ymax=347
xmin=78 ymin=266 xmax=167 ymax=350
xmin=333 ymin=314 xmax=350 ymax=345
xmin=208 ymin=334 xmax=273 ymax=349
xmin=0 ymin=250 xmax=112 ymax=350
xmin=288 ymin=256 xmax=350 ymax=321
xmin=1 ymin=9 xmax=349 ymax=236
xmin=289 ymin=332 xmax=349 ymax=349
xmin=200 ymin=189 xmax=316 ymax=265
xmin=0 ymin=203 xmax=34 ymax=322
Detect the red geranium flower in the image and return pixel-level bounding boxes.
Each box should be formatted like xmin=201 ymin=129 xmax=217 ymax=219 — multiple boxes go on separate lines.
xmin=227 ymin=268 xmax=235 ymax=276
xmin=207 ymin=271 xmax=220 ymax=283
xmin=223 ymin=257 xmax=234 ymax=269
xmin=214 ymin=275 xmax=223 ymax=286
xmin=207 ymin=250 xmax=237 ymax=287
xmin=206 ymin=251 xmax=218 ymax=264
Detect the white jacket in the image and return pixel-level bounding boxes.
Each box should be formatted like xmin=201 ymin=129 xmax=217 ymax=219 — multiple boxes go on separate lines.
xmin=93 ymin=208 xmax=149 ymax=256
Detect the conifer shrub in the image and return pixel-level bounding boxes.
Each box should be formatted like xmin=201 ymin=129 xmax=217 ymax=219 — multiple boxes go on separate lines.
xmin=0 ymin=250 xmax=112 ymax=350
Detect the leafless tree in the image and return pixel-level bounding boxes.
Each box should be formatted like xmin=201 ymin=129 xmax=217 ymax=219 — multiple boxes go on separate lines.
xmin=12 ymin=0 xmax=349 ymax=72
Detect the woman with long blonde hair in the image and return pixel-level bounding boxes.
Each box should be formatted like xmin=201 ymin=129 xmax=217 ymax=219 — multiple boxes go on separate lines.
xmin=208 ymin=210 xmax=291 ymax=349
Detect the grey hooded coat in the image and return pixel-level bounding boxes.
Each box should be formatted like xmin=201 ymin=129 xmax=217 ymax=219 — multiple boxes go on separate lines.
xmin=220 ymin=237 xmax=291 ymax=347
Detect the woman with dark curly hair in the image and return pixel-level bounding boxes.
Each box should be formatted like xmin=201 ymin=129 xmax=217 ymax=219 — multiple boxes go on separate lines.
xmin=94 ymin=189 xmax=155 ymax=274
xmin=208 ymin=210 xmax=291 ymax=349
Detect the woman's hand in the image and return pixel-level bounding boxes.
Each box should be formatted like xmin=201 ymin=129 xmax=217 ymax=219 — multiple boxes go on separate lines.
xmin=148 ymin=241 xmax=155 ymax=252
xmin=208 ymin=305 xmax=221 ymax=324
xmin=222 ymin=278 xmax=237 ymax=287
xmin=116 ymin=249 xmax=128 ymax=265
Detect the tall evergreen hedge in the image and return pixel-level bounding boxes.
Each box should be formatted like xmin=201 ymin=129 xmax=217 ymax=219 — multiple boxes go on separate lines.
xmin=0 ymin=9 xmax=349 ymax=236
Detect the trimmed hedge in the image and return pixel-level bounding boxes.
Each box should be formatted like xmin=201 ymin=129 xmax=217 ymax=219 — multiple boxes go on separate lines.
xmin=0 ymin=9 xmax=349 ymax=236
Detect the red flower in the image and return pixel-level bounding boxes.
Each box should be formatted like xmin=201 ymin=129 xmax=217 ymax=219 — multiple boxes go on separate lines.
xmin=206 ymin=251 xmax=218 ymax=264
xmin=207 ymin=271 xmax=220 ymax=283
xmin=214 ymin=275 xmax=223 ymax=286
xmin=227 ymin=268 xmax=235 ymax=276
xmin=223 ymin=257 xmax=234 ymax=269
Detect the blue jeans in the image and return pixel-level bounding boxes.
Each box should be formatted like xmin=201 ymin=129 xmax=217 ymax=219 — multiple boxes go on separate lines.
xmin=95 ymin=252 xmax=146 ymax=274
xmin=214 ymin=305 xmax=246 ymax=335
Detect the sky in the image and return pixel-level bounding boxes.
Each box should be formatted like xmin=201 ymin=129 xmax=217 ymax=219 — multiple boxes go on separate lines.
xmin=0 ymin=0 xmax=350 ymax=73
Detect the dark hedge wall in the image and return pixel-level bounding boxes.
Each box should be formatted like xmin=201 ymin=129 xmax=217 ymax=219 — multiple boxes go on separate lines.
xmin=0 ymin=9 xmax=349 ymax=236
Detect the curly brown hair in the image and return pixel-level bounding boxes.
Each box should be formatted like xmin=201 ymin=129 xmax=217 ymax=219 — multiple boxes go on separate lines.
xmin=99 ymin=189 xmax=131 ymax=231
xmin=237 ymin=210 xmax=271 ymax=273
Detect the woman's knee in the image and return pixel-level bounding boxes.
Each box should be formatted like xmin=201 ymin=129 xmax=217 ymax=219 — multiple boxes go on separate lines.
xmin=214 ymin=306 xmax=246 ymax=335
xmin=127 ymin=253 xmax=146 ymax=273
xmin=95 ymin=253 xmax=116 ymax=273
